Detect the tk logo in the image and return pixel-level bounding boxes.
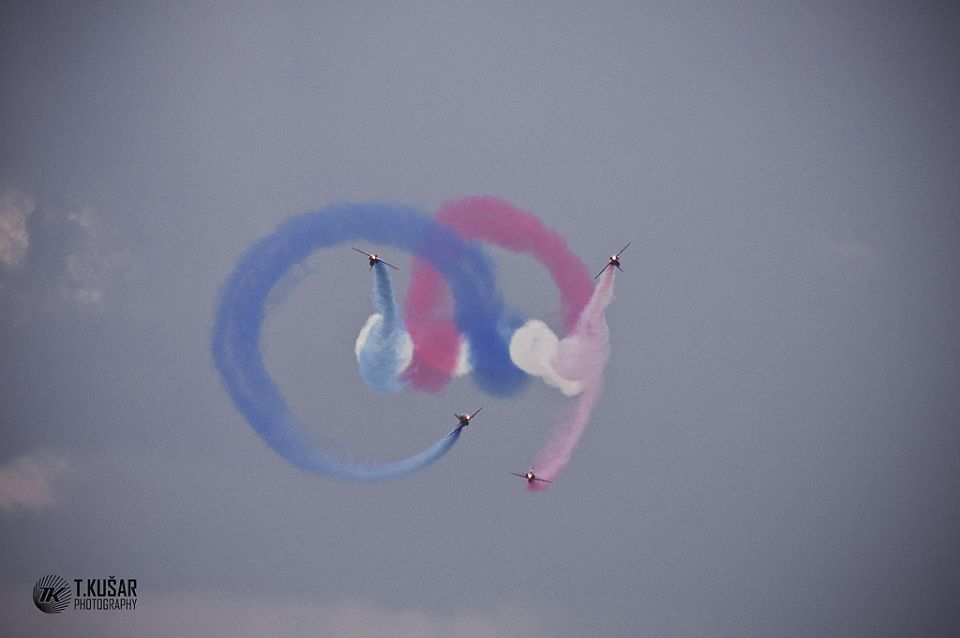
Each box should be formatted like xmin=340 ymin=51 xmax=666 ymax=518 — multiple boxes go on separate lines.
xmin=33 ymin=575 xmax=72 ymax=614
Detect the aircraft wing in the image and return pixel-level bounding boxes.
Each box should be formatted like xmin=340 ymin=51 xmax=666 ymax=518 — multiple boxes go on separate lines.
xmin=376 ymin=259 xmax=400 ymax=271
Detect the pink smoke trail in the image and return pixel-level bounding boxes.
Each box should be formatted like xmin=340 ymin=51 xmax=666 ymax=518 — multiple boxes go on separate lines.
xmin=400 ymin=262 xmax=461 ymax=391
xmin=402 ymin=196 xmax=594 ymax=390
xmin=528 ymin=267 xmax=615 ymax=490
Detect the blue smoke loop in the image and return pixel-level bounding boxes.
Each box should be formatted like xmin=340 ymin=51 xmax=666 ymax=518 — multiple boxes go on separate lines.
xmin=211 ymin=203 xmax=526 ymax=481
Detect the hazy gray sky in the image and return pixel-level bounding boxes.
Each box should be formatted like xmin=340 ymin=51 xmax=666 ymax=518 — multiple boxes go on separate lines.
xmin=3 ymin=1 xmax=959 ymax=636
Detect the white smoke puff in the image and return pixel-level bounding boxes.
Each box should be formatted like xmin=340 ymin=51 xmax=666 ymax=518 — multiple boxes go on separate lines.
xmin=355 ymin=313 xmax=378 ymax=359
xmin=509 ymin=319 xmax=582 ymax=396
xmin=355 ymin=314 xmax=414 ymax=374
xmin=357 ymin=316 xmax=473 ymax=382
xmin=454 ymin=336 xmax=472 ymax=377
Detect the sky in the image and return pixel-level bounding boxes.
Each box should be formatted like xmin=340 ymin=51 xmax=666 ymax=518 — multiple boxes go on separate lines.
xmin=2 ymin=1 xmax=959 ymax=635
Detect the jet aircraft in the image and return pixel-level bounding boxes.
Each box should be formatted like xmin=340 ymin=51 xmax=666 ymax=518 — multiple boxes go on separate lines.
xmin=453 ymin=407 xmax=482 ymax=431
xmin=594 ymin=242 xmax=631 ymax=279
xmin=352 ymin=247 xmax=400 ymax=271
xmin=510 ymin=469 xmax=552 ymax=484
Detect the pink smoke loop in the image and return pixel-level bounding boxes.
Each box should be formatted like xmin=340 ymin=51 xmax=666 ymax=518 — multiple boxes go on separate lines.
xmin=402 ymin=196 xmax=594 ymax=389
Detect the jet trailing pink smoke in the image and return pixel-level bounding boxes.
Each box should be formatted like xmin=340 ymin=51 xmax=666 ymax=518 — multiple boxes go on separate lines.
xmin=528 ymin=267 xmax=615 ymax=490
xmin=401 ymin=196 xmax=616 ymax=490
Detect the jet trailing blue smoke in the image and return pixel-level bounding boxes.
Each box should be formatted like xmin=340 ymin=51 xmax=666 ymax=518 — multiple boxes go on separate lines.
xmin=211 ymin=203 xmax=526 ymax=481
xmin=356 ymin=261 xmax=412 ymax=394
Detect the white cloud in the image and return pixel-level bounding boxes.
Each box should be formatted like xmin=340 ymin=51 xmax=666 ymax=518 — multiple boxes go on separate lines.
xmin=0 ymin=189 xmax=35 ymax=268
xmin=0 ymin=590 xmax=560 ymax=638
xmin=160 ymin=595 xmax=555 ymax=638
xmin=0 ymin=194 xmax=132 ymax=311
xmin=64 ymin=251 xmax=108 ymax=305
xmin=0 ymin=450 xmax=70 ymax=512
xmin=60 ymin=206 xmax=131 ymax=306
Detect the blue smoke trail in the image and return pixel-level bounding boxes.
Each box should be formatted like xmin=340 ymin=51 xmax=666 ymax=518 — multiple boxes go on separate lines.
xmin=211 ymin=203 xmax=526 ymax=481
xmin=357 ymin=261 xmax=411 ymax=394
